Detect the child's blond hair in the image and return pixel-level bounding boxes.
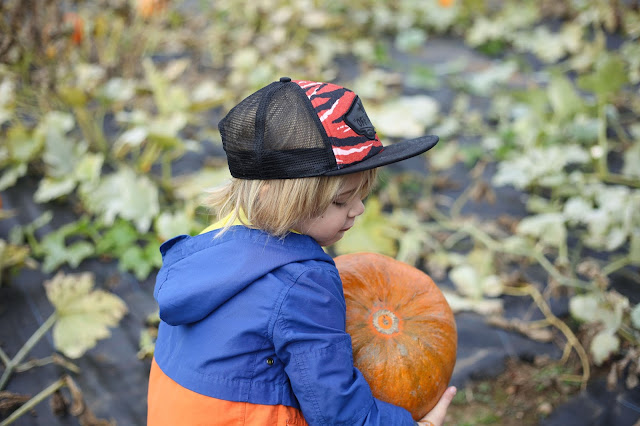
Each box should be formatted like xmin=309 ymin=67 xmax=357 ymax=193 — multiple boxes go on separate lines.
xmin=205 ymin=169 xmax=378 ymax=237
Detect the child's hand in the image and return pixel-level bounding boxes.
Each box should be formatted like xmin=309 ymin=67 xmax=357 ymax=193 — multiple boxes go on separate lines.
xmin=416 ymin=386 xmax=457 ymax=426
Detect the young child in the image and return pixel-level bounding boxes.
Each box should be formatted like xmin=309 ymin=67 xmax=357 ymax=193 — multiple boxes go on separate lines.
xmin=147 ymin=77 xmax=456 ymax=426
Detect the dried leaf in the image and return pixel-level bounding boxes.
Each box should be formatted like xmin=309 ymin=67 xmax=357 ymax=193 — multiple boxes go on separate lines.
xmin=63 ymin=376 xmax=115 ymax=426
xmin=50 ymin=390 xmax=69 ymax=416
xmin=442 ymin=290 xmax=503 ymax=315
xmin=590 ymin=330 xmax=619 ymax=366
xmin=0 ymin=390 xmax=31 ymax=415
xmin=486 ymin=316 xmax=554 ymax=342
xmin=45 ymin=272 xmax=128 ymax=359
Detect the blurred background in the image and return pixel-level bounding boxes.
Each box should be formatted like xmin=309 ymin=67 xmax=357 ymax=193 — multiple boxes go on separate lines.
xmin=0 ymin=0 xmax=639 ymax=424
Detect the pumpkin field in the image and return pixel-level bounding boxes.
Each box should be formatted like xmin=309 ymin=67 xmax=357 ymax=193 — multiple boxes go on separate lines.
xmin=1 ymin=0 xmax=639 ymax=424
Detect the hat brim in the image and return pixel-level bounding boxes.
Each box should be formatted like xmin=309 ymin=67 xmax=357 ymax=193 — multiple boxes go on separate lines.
xmin=323 ymin=135 xmax=439 ymax=176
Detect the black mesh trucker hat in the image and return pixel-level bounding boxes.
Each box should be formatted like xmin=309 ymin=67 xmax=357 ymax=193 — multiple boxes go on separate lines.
xmin=218 ymin=77 xmax=439 ymax=179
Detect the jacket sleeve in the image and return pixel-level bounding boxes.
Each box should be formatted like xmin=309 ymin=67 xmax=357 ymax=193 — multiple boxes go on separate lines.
xmin=272 ymin=267 xmax=416 ymax=426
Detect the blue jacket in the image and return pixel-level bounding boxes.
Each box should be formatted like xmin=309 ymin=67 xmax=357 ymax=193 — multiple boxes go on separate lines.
xmin=153 ymin=226 xmax=416 ymax=425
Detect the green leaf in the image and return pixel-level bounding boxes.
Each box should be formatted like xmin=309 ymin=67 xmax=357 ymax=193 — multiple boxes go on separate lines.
xmin=449 ymin=264 xmax=482 ymax=299
xmin=631 ymin=304 xmax=640 ymax=330
xmin=41 ymin=238 xmax=94 ymax=273
xmin=143 ymin=59 xmax=190 ymax=114
xmin=75 ymin=63 xmax=106 ymax=92
xmin=172 ymin=167 xmax=231 ymax=203
xmin=95 ymin=219 xmax=139 ymax=256
xmin=190 ymin=80 xmax=226 ymax=111
xmin=548 ymin=74 xmax=584 ymax=121
xmin=395 ymin=28 xmax=427 ymax=53
xmin=34 ymin=177 xmax=77 ymax=203
xmin=630 ymin=231 xmax=640 ymax=266
xmin=481 ymin=274 xmax=503 ymax=297
xmin=0 ymin=239 xmax=31 ymax=284
xmin=516 ymin=213 xmax=567 ymax=248
xmin=577 ymin=54 xmax=628 ymax=101
xmin=0 ymin=78 xmax=15 ymax=125
xmin=155 ymin=211 xmax=194 ymax=241
xmin=57 ymin=86 xmax=88 ymax=107
xmin=81 ymin=168 xmax=159 ymax=232
xmin=442 ymin=290 xmax=503 ymax=315
xmin=388 ymin=210 xmax=434 ymax=265
xmin=406 ymin=65 xmax=439 ymax=91
xmin=137 ymin=328 xmax=157 ymax=360
xmin=590 ymin=330 xmax=619 ymax=366
xmin=493 ymin=146 xmax=589 ymax=190
xmin=367 ymin=96 xmax=439 ymax=138
xmin=118 ymin=244 xmax=160 ymax=281
xmin=35 ymin=151 xmax=103 ymax=202
xmin=119 ymin=246 xmax=150 ymax=280
xmin=45 ymin=272 xmax=127 ymax=359
xmin=463 ymin=62 xmax=517 ymax=96
xmin=74 ymin=152 xmax=104 ymax=185
xmin=622 ymin=140 xmax=640 ymax=178
xmin=0 ymin=164 xmax=27 ymax=191
xmin=35 ymin=218 xmax=96 ymax=272
xmin=570 ymin=292 xmax=628 ymax=331
xmin=569 ymin=294 xmax=599 ymax=323
xmin=333 ymin=197 xmax=398 ymax=256
xmin=39 ymin=115 xmax=87 ymax=179
xmin=147 ymin=113 xmax=188 ymax=141
xmin=100 ymin=77 xmax=136 ymax=103
xmin=467 ymin=248 xmax=495 ymax=279
xmin=563 ymin=196 xmax=593 ymax=223
xmin=501 ymin=235 xmax=534 ymax=254
xmin=5 ymin=125 xmax=42 ymax=163
xmin=114 ymin=127 xmax=148 ymax=154
xmin=429 ymin=140 xmax=459 ymax=171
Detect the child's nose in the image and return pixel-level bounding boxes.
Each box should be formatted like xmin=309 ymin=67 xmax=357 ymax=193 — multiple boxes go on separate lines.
xmin=350 ymin=199 xmax=365 ymax=217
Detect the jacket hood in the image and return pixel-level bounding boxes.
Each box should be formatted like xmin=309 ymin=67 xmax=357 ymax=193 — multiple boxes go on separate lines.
xmin=153 ymin=227 xmax=333 ymax=325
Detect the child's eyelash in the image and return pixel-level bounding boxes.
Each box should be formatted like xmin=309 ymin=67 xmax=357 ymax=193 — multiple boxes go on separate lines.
xmin=333 ymin=201 xmax=347 ymax=207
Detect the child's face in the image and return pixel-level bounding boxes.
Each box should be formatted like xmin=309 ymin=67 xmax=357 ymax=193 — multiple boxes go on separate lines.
xmin=294 ymin=173 xmax=366 ymax=247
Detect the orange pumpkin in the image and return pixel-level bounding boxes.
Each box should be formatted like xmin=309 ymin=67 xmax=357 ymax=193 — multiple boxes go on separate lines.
xmin=335 ymin=252 xmax=457 ymax=420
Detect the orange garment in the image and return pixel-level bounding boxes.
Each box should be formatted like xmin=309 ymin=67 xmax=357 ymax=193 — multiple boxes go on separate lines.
xmin=148 ymin=358 xmax=308 ymax=426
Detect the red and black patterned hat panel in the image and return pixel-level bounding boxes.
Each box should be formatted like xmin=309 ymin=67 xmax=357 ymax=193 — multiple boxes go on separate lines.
xmin=294 ymin=80 xmax=384 ymax=169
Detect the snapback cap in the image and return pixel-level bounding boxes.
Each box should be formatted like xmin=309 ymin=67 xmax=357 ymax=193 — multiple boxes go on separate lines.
xmin=219 ymin=77 xmax=439 ymax=179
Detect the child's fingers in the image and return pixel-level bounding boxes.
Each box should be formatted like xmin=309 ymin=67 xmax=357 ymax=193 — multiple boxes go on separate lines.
xmin=417 ymin=386 xmax=457 ymax=426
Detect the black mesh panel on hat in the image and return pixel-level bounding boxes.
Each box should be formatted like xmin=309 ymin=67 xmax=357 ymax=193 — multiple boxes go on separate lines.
xmin=220 ymin=82 xmax=336 ymax=179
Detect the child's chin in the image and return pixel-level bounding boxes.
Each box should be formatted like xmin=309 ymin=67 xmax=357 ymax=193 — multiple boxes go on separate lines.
xmin=322 ymin=236 xmax=343 ymax=247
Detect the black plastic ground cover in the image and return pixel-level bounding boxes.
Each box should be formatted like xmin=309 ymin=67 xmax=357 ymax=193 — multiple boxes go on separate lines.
xmin=1 ymin=37 xmax=639 ymax=425
xmin=3 ymin=167 xmax=638 ymax=425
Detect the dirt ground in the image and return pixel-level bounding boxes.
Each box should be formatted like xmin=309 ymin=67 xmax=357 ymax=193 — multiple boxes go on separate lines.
xmin=446 ymin=356 xmax=584 ymax=426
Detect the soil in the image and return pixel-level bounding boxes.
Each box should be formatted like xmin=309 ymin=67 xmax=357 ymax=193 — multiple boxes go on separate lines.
xmin=447 ymin=356 xmax=583 ymax=426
